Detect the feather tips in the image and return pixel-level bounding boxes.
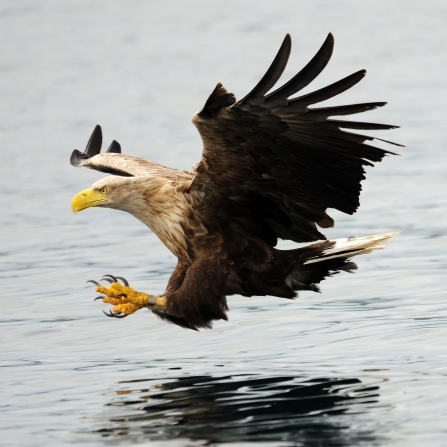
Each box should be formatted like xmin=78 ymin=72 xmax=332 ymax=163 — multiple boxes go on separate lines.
xmin=289 ymin=70 xmax=366 ymax=107
xmin=70 ymin=125 xmax=127 ymax=175
xmin=265 ymin=33 xmax=334 ymax=102
xmin=85 ymin=124 xmax=102 ymax=156
xmin=235 ymin=34 xmax=292 ymax=107
xmin=199 ymin=83 xmax=236 ymax=117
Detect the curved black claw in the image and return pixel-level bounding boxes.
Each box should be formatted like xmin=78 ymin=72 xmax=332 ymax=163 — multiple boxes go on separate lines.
xmin=87 ymin=280 xmax=100 ymax=286
xmin=94 ymin=296 xmax=105 ymax=301
xmin=100 ymin=278 xmax=113 ymax=284
xmin=115 ymin=276 xmax=129 ymax=287
xmin=102 ymin=309 xmax=127 ymax=319
xmin=103 ymin=274 xmax=117 ymax=282
xmin=114 ymin=293 xmax=128 ymax=299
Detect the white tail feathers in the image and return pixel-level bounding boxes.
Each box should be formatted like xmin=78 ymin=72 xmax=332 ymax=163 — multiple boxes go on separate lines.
xmin=303 ymin=232 xmax=400 ymax=265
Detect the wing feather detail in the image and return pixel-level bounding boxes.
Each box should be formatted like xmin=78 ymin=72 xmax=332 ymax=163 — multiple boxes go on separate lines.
xmin=264 ymin=33 xmax=334 ymax=102
xmin=288 ymin=70 xmax=366 ymax=107
xmin=190 ymin=34 xmax=400 ymax=243
xmin=235 ymin=34 xmax=292 ymax=107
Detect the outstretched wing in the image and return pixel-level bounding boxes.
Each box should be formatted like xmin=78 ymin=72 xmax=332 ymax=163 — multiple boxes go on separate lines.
xmin=70 ymin=125 xmax=193 ymax=183
xmin=191 ymin=34 xmax=400 ymax=243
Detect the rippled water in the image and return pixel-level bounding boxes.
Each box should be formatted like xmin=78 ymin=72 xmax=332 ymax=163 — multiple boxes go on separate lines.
xmin=1 ymin=1 xmax=447 ymax=446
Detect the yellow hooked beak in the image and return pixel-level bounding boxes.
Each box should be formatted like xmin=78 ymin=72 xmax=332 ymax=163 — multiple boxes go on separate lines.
xmin=71 ymin=188 xmax=108 ymax=213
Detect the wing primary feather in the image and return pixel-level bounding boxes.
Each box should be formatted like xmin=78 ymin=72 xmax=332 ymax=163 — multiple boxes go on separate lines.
xmin=234 ymin=34 xmax=292 ymax=107
xmin=281 ymin=102 xmax=387 ymax=119
xmin=326 ymin=119 xmax=398 ymax=130
xmin=373 ymin=137 xmax=405 ymax=148
xmin=85 ymin=124 xmax=102 ymax=156
xmin=302 ymin=102 xmax=387 ymax=119
xmin=265 ymin=33 xmax=334 ymax=102
xmin=106 ymin=140 xmax=121 ymax=153
xmin=70 ymin=149 xmax=88 ymax=167
xmin=290 ymin=70 xmax=366 ymax=107
xmin=199 ymin=83 xmax=236 ymax=116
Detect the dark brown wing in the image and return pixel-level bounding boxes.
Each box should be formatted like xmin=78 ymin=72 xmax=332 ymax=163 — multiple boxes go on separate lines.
xmin=190 ymin=33 xmax=400 ymax=243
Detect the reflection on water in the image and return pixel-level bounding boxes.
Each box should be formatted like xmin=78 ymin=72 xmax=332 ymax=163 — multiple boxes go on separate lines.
xmin=96 ymin=375 xmax=382 ymax=445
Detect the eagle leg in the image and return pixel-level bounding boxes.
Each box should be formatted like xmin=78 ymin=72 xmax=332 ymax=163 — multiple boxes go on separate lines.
xmin=88 ymin=277 xmax=167 ymax=317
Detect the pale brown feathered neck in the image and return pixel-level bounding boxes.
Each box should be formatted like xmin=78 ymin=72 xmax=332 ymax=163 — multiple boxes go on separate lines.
xmin=91 ymin=174 xmax=197 ymax=263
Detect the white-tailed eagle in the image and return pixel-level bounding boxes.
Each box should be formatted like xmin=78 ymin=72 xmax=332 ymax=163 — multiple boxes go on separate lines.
xmin=70 ymin=34 xmax=400 ymax=330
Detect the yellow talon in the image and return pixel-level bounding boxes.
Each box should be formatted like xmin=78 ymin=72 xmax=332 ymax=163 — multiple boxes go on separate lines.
xmin=112 ymin=303 xmax=141 ymax=315
xmin=95 ymin=285 xmax=123 ymax=297
xmin=102 ymin=297 xmax=124 ymax=305
xmin=90 ymin=278 xmax=167 ymax=318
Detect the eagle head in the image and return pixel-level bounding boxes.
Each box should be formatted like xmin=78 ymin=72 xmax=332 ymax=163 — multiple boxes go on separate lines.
xmin=71 ymin=176 xmax=139 ymax=213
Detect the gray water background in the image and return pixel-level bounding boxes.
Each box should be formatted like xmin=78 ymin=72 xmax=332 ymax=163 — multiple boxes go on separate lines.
xmin=1 ymin=1 xmax=447 ymax=445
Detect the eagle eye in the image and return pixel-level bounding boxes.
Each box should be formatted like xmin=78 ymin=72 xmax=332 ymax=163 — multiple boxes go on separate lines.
xmin=100 ymin=187 xmax=108 ymax=194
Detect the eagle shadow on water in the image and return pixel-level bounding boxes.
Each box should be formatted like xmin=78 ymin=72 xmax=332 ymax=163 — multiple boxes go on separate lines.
xmin=94 ymin=374 xmax=383 ymax=445
xmin=70 ymin=33 xmax=400 ymax=330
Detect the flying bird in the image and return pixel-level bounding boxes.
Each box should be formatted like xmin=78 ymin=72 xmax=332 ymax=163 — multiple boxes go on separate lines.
xmin=71 ymin=34 xmax=400 ymax=330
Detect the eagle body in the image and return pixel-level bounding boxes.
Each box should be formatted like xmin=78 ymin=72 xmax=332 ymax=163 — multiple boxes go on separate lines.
xmin=71 ymin=34 xmax=400 ymax=330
